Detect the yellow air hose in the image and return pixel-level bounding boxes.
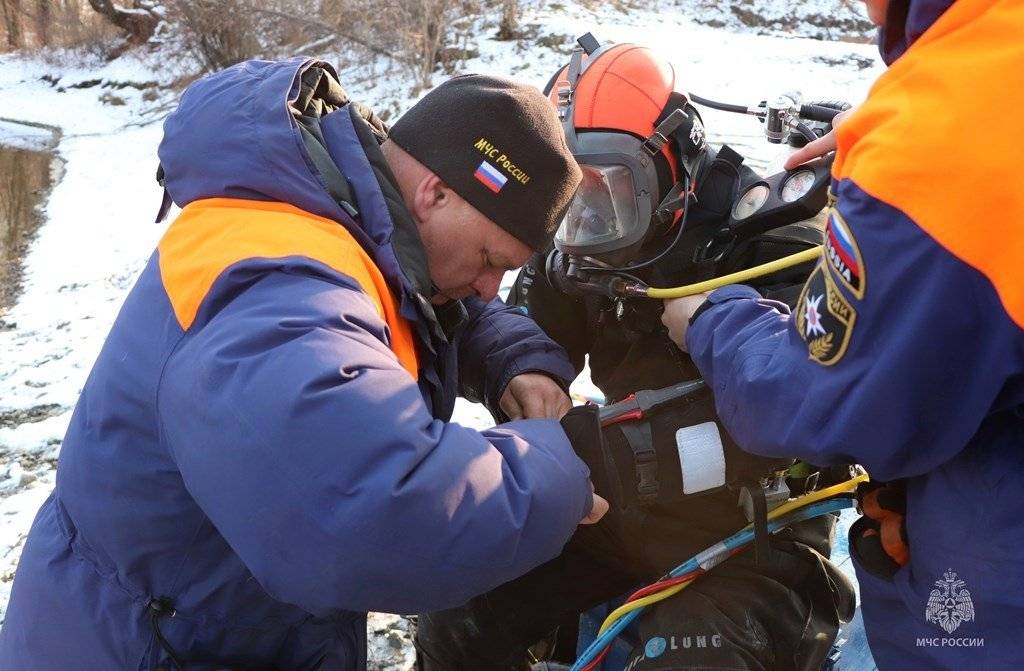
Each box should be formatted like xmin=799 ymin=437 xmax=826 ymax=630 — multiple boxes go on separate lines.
xmin=598 ymin=581 xmax=695 ymax=635
xmin=645 ymin=246 xmax=823 ymax=299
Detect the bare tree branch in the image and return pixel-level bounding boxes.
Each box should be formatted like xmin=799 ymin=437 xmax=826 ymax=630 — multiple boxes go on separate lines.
xmin=242 ymin=5 xmax=408 ymax=65
xmin=87 ymin=0 xmax=159 ymax=44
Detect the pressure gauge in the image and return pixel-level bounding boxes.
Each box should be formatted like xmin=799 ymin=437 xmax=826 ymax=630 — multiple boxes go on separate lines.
xmin=781 ymin=169 xmax=816 ymax=203
xmin=732 ymin=184 xmax=770 ymax=220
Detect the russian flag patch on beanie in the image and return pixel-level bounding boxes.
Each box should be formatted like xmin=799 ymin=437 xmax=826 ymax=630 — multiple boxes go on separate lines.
xmin=474 ymin=160 xmax=508 ymax=193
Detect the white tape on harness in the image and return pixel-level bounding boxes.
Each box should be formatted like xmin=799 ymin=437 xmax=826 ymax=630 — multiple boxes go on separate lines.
xmin=676 ymin=422 xmax=726 ymax=495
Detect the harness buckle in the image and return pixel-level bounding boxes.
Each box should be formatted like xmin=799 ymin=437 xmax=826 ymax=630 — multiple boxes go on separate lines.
xmin=642 ymin=131 xmax=668 ymax=156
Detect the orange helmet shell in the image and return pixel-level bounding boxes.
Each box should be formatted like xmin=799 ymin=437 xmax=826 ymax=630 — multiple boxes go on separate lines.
xmin=549 ymin=44 xmax=682 ymax=183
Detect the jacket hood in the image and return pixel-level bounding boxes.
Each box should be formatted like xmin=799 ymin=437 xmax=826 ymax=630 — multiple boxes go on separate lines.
xmin=879 ymin=0 xmax=957 ymax=64
xmin=159 ymin=57 xmax=357 ymax=228
xmin=158 ymin=58 xmax=442 ymax=326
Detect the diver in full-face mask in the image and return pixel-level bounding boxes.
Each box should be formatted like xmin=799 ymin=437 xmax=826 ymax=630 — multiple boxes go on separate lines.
xmin=415 ymin=40 xmax=856 ymax=671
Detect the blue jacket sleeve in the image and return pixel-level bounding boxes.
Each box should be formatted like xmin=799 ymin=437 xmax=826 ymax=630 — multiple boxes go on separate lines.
xmin=457 ymin=296 xmax=577 ymax=420
xmin=157 ymin=271 xmax=592 ymax=616
xmin=685 ymin=180 xmax=1019 ymax=482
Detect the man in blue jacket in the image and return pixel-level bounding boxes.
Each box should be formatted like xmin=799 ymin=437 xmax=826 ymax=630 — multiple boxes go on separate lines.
xmin=0 ymin=60 xmax=607 ymax=670
xmin=662 ymin=0 xmax=1024 ymax=667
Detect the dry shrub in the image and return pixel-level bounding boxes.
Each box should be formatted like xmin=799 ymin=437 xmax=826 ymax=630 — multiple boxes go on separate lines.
xmin=163 ymin=0 xmax=487 ymax=83
xmin=322 ymin=0 xmax=485 ymax=89
xmin=165 ymin=0 xmax=259 ymax=71
xmin=4 ymin=0 xmax=497 ymax=94
xmin=0 ymin=0 xmax=120 ymax=53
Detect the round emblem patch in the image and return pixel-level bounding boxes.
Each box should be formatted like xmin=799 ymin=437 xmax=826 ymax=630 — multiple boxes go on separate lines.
xmin=645 ymin=636 xmax=667 ymax=658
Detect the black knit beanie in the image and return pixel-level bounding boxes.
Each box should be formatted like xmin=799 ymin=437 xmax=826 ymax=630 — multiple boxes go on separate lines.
xmin=389 ymin=74 xmax=582 ymax=252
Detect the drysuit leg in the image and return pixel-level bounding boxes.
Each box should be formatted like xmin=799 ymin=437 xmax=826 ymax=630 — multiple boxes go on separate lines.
xmin=626 ymin=516 xmax=856 ymax=671
xmin=415 ymin=519 xmax=642 ymax=671
xmin=417 ymin=513 xmax=852 ymax=671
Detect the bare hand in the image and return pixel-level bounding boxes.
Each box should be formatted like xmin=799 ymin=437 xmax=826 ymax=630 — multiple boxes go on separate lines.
xmin=661 ymin=293 xmax=711 ymax=353
xmin=499 ymin=373 xmax=573 ymax=420
xmin=580 ymin=487 xmax=609 ymax=525
xmin=783 ymin=107 xmax=855 ymax=170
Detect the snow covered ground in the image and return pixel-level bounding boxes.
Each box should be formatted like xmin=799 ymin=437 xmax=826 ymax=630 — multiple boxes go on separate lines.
xmin=0 ymin=1 xmax=882 ymax=667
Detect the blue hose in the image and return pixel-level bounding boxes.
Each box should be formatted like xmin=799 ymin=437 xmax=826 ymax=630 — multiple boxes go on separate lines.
xmin=571 ymin=497 xmax=855 ymax=670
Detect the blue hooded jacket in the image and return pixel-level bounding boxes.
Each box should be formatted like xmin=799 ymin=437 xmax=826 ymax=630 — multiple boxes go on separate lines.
xmin=0 ymin=58 xmax=590 ymax=670
xmin=683 ymin=0 xmax=1024 ymax=667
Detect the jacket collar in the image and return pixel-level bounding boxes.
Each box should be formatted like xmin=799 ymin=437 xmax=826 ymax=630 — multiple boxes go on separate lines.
xmin=879 ymin=0 xmax=957 ymax=64
xmin=159 ymin=58 xmax=454 ymax=347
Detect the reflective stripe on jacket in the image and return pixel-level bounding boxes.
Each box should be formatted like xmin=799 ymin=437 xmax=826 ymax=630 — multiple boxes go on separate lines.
xmin=158 ymin=197 xmax=420 ymax=376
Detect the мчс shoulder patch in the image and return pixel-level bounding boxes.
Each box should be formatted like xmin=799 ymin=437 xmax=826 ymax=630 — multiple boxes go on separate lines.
xmin=824 ymin=209 xmax=865 ymax=299
xmin=794 ymin=264 xmax=857 ymax=366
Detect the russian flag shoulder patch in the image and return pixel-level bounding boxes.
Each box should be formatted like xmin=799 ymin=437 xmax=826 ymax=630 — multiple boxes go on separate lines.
xmin=824 ymin=208 xmax=865 ymax=299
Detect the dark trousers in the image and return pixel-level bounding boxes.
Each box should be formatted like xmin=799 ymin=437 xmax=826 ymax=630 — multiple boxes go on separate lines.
xmin=416 ymin=511 xmax=854 ymax=671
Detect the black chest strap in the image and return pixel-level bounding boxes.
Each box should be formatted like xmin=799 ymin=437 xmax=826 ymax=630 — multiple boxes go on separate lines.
xmin=619 ymin=420 xmax=659 ymax=504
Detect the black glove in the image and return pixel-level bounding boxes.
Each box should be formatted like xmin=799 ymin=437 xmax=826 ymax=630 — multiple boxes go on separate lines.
xmin=850 ymin=480 xmax=909 ymax=580
xmin=559 ymin=405 xmax=615 ymax=505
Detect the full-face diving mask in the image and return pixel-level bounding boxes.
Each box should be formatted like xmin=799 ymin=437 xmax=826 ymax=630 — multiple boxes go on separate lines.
xmin=550 ymin=36 xmax=707 ymax=267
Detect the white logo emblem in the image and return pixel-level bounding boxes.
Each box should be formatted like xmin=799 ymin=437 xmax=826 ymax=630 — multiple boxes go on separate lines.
xmin=803 ymin=293 xmax=826 ymax=337
xmin=926 ymin=569 xmax=975 ymax=634
xmin=689 ymin=118 xmax=706 ymax=148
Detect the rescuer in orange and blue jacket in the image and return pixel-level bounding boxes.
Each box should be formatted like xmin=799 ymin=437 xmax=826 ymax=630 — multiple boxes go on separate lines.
xmin=0 ymin=59 xmax=608 ymax=669
xmin=662 ymin=0 xmax=1024 ymax=667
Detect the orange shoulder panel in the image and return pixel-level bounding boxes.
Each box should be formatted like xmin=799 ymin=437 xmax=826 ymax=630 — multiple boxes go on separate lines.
xmin=833 ymin=0 xmax=1024 ymax=327
xmin=157 ymin=198 xmax=419 ymax=379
